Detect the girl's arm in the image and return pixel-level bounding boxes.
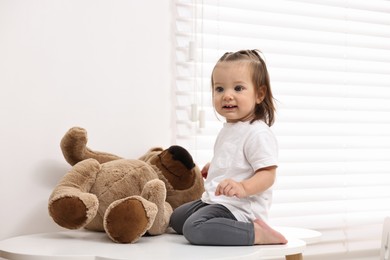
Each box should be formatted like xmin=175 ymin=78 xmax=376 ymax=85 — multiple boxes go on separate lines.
xmin=201 ymin=162 xmax=210 ymax=178
xmin=215 ymin=166 xmax=276 ymax=198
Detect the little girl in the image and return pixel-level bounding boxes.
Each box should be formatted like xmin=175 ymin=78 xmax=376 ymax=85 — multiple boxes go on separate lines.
xmin=170 ymin=49 xmax=287 ymax=246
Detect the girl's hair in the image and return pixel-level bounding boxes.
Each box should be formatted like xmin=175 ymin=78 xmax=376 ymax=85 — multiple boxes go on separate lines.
xmin=211 ymin=49 xmax=276 ymax=126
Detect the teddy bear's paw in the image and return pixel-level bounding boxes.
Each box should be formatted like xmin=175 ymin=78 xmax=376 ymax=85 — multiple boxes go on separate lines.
xmin=141 ymin=180 xmax=173 ymax=235
xmin=141 ymin=179 xmax=166 ymax=205
xmin=49 ymin=194 xmax=98 ymax=229
xmin=148 ymin=201 xmax=173 ymax=236
xmin=104 ymin=196 xmax=158 ymax=243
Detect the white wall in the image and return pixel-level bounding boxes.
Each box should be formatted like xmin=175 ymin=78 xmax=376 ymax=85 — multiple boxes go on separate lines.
xmin=0 ymin=0 xmax=173 ymax=240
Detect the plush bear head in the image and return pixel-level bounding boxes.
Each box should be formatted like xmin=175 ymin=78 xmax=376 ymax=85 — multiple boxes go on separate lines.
xmin=138 ymin=145 xmax=203 ymax=209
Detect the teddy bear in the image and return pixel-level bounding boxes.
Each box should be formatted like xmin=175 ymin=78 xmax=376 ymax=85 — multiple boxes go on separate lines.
xmin=48 ymin=127 xmax=204 ymax=243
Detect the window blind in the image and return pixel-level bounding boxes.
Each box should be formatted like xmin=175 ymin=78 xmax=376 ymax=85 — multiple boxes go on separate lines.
xmin=173 ymin=0 xmax=390 ymax=259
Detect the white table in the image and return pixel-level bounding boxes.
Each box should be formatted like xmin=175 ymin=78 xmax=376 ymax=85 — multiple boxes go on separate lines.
xmin=0 ymin=227 xmax=321 ymax=260
xmin=275 ymin=227 xmax=322 ymax=245
xmin=274 ymin=227 xmax=322 ymax=260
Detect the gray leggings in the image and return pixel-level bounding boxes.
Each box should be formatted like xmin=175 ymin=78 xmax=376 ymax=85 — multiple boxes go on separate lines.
xmin=169 ymin=199 xmax=255 ymax=246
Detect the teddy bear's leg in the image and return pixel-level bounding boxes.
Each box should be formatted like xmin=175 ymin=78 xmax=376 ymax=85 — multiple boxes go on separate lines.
xmin=141 ymin=179 xmax=173 ymax=235
xmin=104 ymin=196 xmax=158 ymax=243
xmin=61 ymin=127 xmax=122 ymax=166
xmin=48 ymin=158 xmax=101 ymax=229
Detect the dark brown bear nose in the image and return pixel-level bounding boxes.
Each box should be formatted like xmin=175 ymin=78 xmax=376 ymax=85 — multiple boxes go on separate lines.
xmin=168 ymin=145 xmax=195 ymax=170
xmin=157 ymin=146 xmax=195 ymax=190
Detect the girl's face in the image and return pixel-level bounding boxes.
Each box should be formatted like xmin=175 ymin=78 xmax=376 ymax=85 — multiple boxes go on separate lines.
xmin=212 ymin=61 xmax=263 ymax=123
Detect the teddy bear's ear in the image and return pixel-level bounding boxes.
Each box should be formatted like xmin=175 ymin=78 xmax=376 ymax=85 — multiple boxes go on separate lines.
xmin=148 ymin=147 xmax=164 ymax=153
xmin=138 ymin=147 xmax=163 ymax=162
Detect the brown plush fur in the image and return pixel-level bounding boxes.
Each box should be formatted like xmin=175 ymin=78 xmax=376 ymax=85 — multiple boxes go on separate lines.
xmin=48 ymin=127 xmax=204 ymax=243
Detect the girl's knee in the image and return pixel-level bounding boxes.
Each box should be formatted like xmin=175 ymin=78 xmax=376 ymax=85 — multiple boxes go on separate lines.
xmin=169 ymin=209 xmax=183 ymax=234
xmin=183 ymin=219 xmax=202 ymax=245
xmin=182 ymin=218 xmax=193 ymax=235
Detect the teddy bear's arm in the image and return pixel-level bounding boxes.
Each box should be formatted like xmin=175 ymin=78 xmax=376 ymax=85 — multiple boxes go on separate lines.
xmin=61 ymin=127 xmax=123 ymax=165
xmin=141 ymin=179 xmax=173 ymax=235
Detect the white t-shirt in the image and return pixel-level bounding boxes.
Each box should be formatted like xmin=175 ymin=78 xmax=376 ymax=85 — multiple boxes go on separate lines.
xmin=201 ymin=120 xmax=278 ymax=222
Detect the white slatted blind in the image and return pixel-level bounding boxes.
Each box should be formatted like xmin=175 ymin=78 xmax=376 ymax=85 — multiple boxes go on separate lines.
xmin=173 ymin=0 xmax=390 ymax=259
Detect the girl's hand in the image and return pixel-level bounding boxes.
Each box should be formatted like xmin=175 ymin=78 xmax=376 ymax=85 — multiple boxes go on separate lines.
xmin=215 ymin=179 xmax=247 ymax=198
xmin=201 ymin=162 xmax=210 ymax=179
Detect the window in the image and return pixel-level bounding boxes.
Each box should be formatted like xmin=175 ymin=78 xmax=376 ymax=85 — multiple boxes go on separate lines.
xmin=173 ymin=0 xmax=390 ymax=258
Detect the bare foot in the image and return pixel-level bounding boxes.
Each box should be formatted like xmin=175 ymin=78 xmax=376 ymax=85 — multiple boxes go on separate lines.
xmin=253 ymin=219 xmax=288 ymax=245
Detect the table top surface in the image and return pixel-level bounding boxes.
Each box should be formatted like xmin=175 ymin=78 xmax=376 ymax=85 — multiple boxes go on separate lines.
xmin=275 ymin=226 xmax=322 ymax=244
xmin=0 ymin=228 xmax=317 ymax=260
